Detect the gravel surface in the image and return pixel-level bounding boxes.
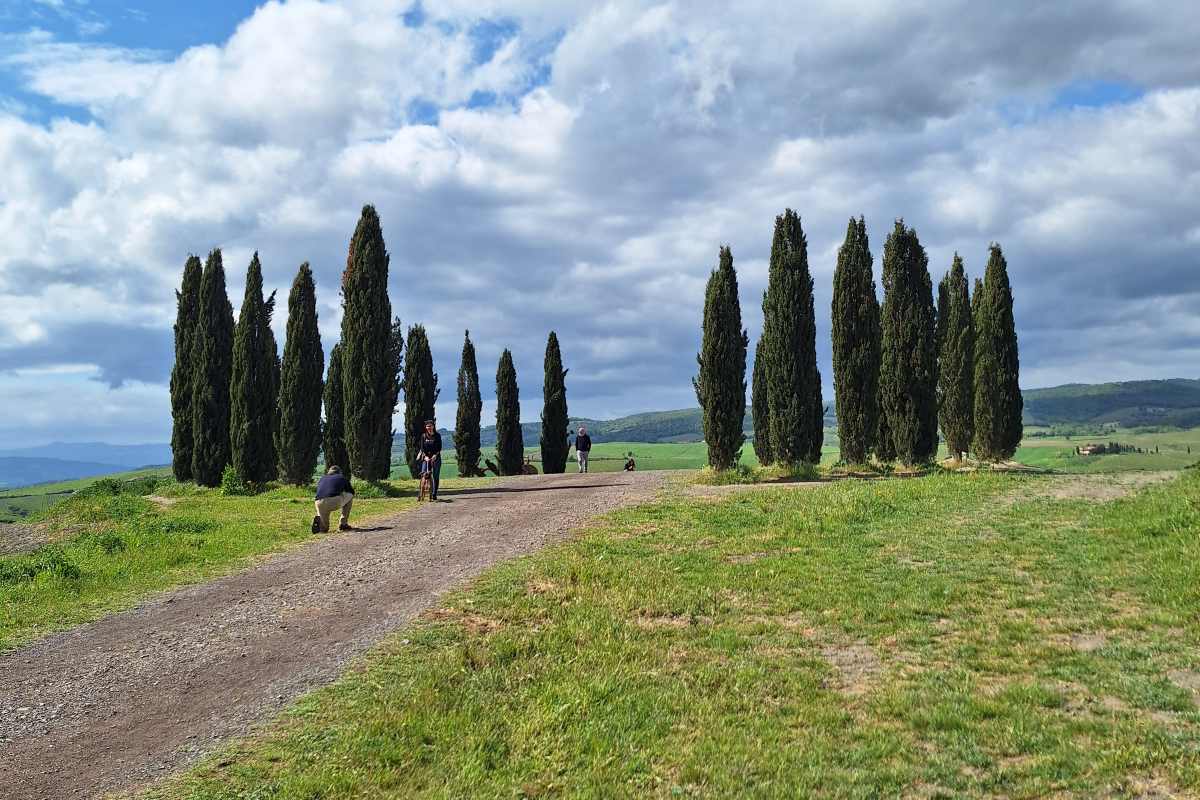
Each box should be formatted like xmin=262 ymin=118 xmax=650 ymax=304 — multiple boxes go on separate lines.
xmin=0 ymin=470 xmax=665 ymax=800
xmin=0 ymin=522 xmax=52 ymax=557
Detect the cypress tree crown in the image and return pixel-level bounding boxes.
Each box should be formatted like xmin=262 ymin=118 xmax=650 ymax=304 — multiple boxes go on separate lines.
xmin=540 ymin=331 xmax=570 ymax=474
xmin=495 ymin=348 xmax=525 ymax=475
xmin=191 ymin=248 xmax=235 ymax=487
xmin=170 ymin=255 xmax=203 ymax=481
xmin=937 ymin=254 xmax=975 ymax=459
xmin=831 ymin=217 xmax=881 ymax=466
xmin=340 ymin=205 xmax=394 ymax=480
xmin=879 ymin=220 xmax=939 ymax=465
xmin=692 ymin=245 xmax=748 ymax=471
xmin=762 ymin=210 xmax=823 ymax=464
xmin=750 ymin=331 xmax=773 ymax=466
xmin=403 ymin=325 xmax=438 ymax=478
xmin=454 ymin=331 xmax=483 ymax=477
xmin=972 ymin=244 xmax=1023 ymax=461
xmin=230 ymin=252 xmax=280 ymax=485
xmin=323 ymin=343 xmax=350 ymax=474
xmin=277 ymin=262 xmax=324 ymax=485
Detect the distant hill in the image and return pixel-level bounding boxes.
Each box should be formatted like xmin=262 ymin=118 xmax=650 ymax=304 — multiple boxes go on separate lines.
xmin=0 ymin=457 xmax=128 ymax=491
xmin=1023 ymin=378 xmax=1200 ymax=428
xmin=0 ymin=442 xmax=172 ymax=469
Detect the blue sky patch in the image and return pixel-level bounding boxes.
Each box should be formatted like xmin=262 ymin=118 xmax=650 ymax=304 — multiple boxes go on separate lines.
xmin=1051 ymin=79 xmax=1144 ymax=110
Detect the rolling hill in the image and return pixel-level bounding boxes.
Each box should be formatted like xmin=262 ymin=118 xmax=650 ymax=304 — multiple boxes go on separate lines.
xmin=1022 ymin=378 xmax=1200 ymax=428
xmin=0 ymin=457 xmax=129 ymax=491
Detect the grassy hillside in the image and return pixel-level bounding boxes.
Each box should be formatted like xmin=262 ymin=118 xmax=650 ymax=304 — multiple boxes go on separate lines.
xmin=0 ymin=457 xmax=131 ymax=491
xmin=1023 ymin=378 xmax=1200 ymax=428
xmin=145 ymin=469 xmax=1200 ymax=798
xmin=0 ymin=467 xmax=172 ymax=522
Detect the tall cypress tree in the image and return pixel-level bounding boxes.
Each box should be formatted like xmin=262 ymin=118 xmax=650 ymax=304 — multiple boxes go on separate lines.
xmin=340 ymin=205 xmax=393 ymax=480
xmin=692 ymin=245 xmax=748 ymax=471
xmin=762 ymin=210 xmax=823 ymax=464
xmin=170 ymin=255 xmax=202 ymax=481
xmin=230 ymin=253 xmax=280 ymax=485
xmin=937 ymin=254 xmax=974 ymax=459
xmin=403 ymin=324 xmax=438 ymax=477
xmin=277 ymin=263 xmax=324 ymax=484
xmin=750 ymin=330 xmax=773 ymax=465
xmin=831 ymin=217 xmax=881 ymax=465
xmin=323 ymin=343 xmax=350 ymax=472
xmin=374 ymin=317 xmax=404 ymax=479
xmin=875 ymin=395 xmax=896 ymax=463
xmin=454 ymin=331 xmax=483 ymax=477
xmin=879 ymin=221 xmax=939 ymax=465
xmin=973 ymin=244 xmax=1023 ymax=461
xmin=495 ymin=349 xmax=524 ymax=475
xmin=191 ymin=249 xmax=235 ymax=487
xmin=540 ymin=332 xmax=570 ymax=474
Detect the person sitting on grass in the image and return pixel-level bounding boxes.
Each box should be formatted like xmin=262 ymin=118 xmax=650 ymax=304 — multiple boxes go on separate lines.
xmin=313 ymin=465 xmax=354 ymax=533
xmin=418 ymin=419 xmax=443 ymax=501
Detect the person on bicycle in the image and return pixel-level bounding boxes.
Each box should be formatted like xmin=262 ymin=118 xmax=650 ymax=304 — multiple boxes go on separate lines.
xmin=418 ymin=420 xmax=443 ymax=500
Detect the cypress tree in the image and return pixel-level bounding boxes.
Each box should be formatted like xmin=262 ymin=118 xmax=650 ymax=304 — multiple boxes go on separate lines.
xmin=170 ymin=255 xmax=202 ymax=481
xmin=750 ymin=330 xmax=773 ymax=465
xmin=540 ymin=332 xmax=570 ymax=474
xmin=831 ymin=217 xmax=881 ymax=465
xmin=879 ymin=221 xmax=939 ymax=465
xmin=277 ymin=263 xmax=324 ymax=484
xmin=454 ymin=331 xmax=483 ymax=477
xmin=761 ymin=210 xmax=823 ymax=464
xmin=692 ymin=245 xmax=748 ymax=471
xmin=340 ymin=205 xmax=393 ymax=480
xmin=373 ymin=317 xmax=404 ymax=479
xmin=191 ymin=249 xmax=235 ymax=487
xmin=875 ymin=396 xmax=896 ymax=463
xmin=323 ymin=343 xmax=350 ymax=473
xmin=973 ymin=244 xmax=1023 ymax=461
xmin=937 ymin=254 xmax=974 ymax=459
xmin=495 ymin=348 xmax=524 ymax=475
xmin=403 ymin=324 xmax=438 ymax=477
xmin=230 ymin=253 xmax=280 ymax=485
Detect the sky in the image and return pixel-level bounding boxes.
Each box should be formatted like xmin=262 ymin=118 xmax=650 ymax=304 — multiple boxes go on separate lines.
xmin=0 ymin=0 xmax=1198 ymax=448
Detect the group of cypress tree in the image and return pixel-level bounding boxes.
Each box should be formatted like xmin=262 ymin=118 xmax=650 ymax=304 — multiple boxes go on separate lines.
xmin=699 ymin=211 xmax=1022 ymax=471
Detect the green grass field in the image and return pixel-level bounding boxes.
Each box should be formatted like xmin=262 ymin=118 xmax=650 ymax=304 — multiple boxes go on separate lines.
xmin=0 ymin=467 xmax=173 ymax=523
xmin=1015 ymin=427 xmax=1200 ymax=473
xmin=137 ymin=468 xmax=1200 ymax=799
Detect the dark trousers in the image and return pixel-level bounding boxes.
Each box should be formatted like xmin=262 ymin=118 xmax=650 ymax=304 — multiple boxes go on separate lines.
xmin=423 ymin=456 xmax=442 ymax=497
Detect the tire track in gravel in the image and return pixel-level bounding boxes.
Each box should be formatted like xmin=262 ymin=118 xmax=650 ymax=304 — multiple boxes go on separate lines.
xmin=0 ymin=470 xmax=665 ymax=800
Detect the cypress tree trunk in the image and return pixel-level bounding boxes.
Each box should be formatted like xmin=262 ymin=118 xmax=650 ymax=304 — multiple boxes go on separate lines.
xmin=191 ymin=249 xmax=235 ymax=487
xmin=323 ymin=343 xmax=350 ymax=473
xmin=692 ymin=245 xmax=748 ymax=471
xmin=879 ymin=221 xmax=939 ymax=465
xmin=454 ymin=331 xmax=483 ymax=477
xmin=762 ymin=210 xmax=823 ymax=465
xmin=973 ymin=244 xmax=1023 ymax=461
xmin=340 ymin=205 xmax=393 ymax=480
xmin=495 ymin=349 xmax=524 ymax=475
xmin=374 ymin=317 xmax=404 ymax=479
xmin=750 ymin=330 xmax=773 ymax=465
xmin=403 ymin=325 xmax=438 ymax=477
xmin=230 ymin=253 xmax=280 ymax=485
xmin=937 ymin=254 xmax=975 ymax=459
xmin=170 ymin=255 xmax=202 ymax=481
xmin=277 ymin=263 xmax=324 ymax=485
xmin=540 ymin=331 xmax=570 ymax=474
xmin=831 ymin=217 xmax=880 ymax=465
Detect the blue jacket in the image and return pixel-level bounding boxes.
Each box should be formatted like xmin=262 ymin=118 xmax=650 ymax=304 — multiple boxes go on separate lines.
xmin=315 ymin=473 xmax=354 ymax=499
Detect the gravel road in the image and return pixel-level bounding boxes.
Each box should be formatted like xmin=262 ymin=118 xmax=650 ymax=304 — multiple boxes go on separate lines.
xmin=0 ymin=470 xmax=665 ymax=799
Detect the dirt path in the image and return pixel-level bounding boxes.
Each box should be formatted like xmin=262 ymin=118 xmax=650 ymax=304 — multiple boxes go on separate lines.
xmin=0 ymin=470 xmax=665 ymax=800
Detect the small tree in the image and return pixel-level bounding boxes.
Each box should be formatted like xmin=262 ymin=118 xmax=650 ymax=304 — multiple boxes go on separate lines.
xmin=751 ymin=330 xmax=773 ymax=465
xmin=495 ymin=349 xmax=524 ymax=475
xmin=323 ymin=343 xmax=350 ymax=473
xmin=693 ymin=245 xmax=748 ymax=471
xmin=540 ymin=332 xmax=570 ymax=473
xmin=170 ymin=255 xmax=202 ymax=481
xmin=230 ymin=253 xmax=280 ymax=485
xmin=831 ymin=217 xmax=880 ymax=465
xmin=191 ymin=249 xmax=235 ymax=487
xmin=973 ymin=244 xmax=1023 ymax=461
xmin=403 ymin=324 xmax=438 ymax=477
xmin=937 ymin=254 xmax=974 ymax=459
xmin=454 ymin=331 xmax=483 ymax=477
xmin=277 ymin=263 xmax=324 ymax=484
xmin=879 ymin=220 xmax=938 ymax=464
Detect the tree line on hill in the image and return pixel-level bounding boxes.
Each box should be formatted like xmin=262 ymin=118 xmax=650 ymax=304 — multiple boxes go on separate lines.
xmin=169 ymin=205 xmax=574 ymax=488
xmin=697 ymin=212 xmax=1021 ymax=470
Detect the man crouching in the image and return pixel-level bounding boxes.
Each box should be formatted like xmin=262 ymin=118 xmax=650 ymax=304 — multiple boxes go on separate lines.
xmin=312 ymin=465 xmax=355 ymax=533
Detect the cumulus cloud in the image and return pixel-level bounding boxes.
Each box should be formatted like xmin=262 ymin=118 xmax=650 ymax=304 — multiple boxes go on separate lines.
xmin=0 ymin=0 xmax=1197 ymax=446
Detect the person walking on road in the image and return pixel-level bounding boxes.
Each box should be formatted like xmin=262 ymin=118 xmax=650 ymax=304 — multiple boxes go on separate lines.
xmin=313 ymin=465 xmax=355 ymax=533
xmin=419 ymin=419 xmax=443 ymax=500
xmin=575 ymin=425 xmax=592 ymax=473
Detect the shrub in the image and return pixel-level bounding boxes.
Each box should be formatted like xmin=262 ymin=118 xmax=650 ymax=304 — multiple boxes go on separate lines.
xmin=0 ymin=545 xmax=82 ymax=584
xmin=220 ymin=464 xmax=251 ymax=496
